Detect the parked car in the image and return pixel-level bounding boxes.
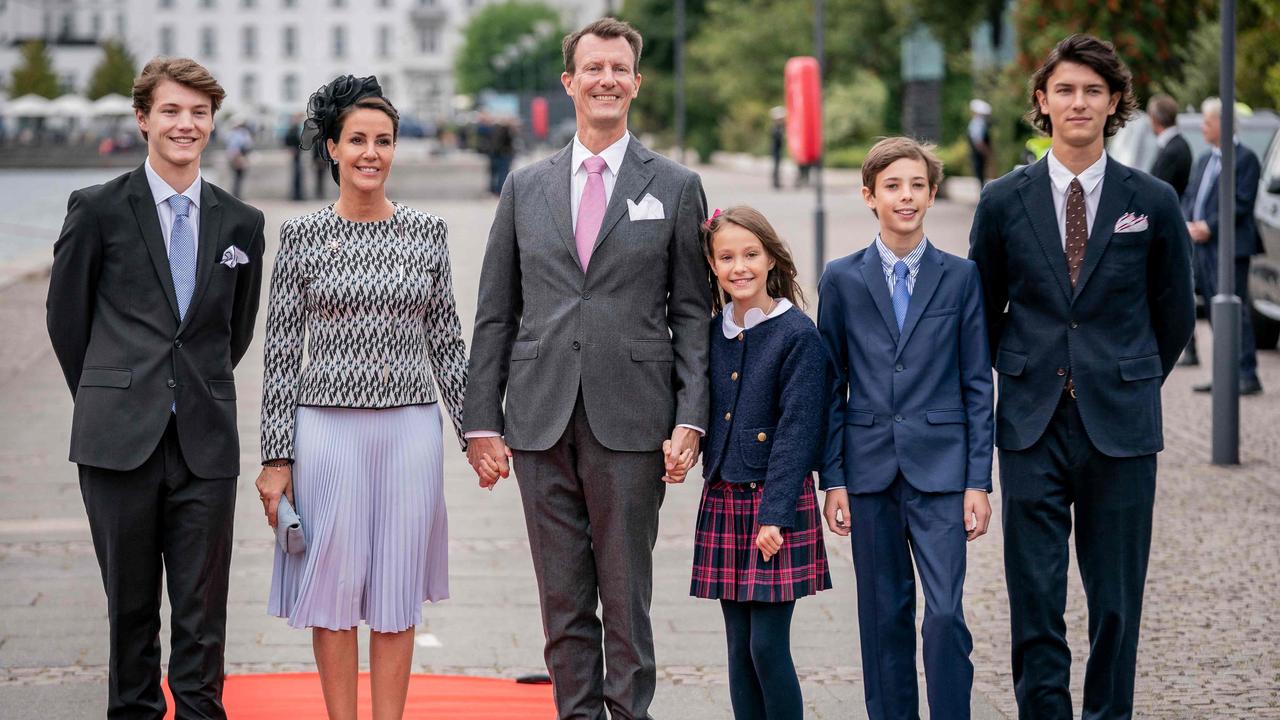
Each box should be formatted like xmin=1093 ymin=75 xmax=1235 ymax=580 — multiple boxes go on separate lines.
xmin=1251 ymin=128 xmax=1280 ymax=348
xmin=1108 ymin=110 xmax=1280 ymax=175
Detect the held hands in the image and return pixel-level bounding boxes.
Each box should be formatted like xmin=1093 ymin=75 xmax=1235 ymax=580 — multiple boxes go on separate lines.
xmin=822 ymin=488 xmax=851 ymax=536
xmin=756 ymin=525 xmax=784 ymax=562
xmin=964 ymin=489 xmax=992 ymax=541
xmin=255 ymin=464 xmax=294 ymax=529
xmin=467 ymin=436 xmax=512 ymax=489
xmin=662 ymin=426 xmax=700 ymax=483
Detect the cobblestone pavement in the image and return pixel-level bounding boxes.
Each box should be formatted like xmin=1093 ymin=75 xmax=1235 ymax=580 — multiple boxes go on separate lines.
xmin=1 ymin=159 xmax=1277 ymax=718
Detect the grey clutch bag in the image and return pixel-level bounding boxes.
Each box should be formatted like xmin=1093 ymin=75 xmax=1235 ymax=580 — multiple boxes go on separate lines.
xmin=276 ymin=495 xmax=306 ymax=555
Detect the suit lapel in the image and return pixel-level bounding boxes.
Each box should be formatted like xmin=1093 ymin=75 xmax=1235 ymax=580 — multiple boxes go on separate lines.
xmin=1016 ymin=159 xmax=1072 ymax=303
xmin=593 ymin=136 xmax=656 ymax=255
xmin=895 ymin=242 xmax=943 ymax=360
xmin=858 ymin=244 xmax=899 ymax=344
xmin=179 ymin=181 xmax=223 ymax=333
xmin=127 ymin=167 xmax=181 ymax=321
xmin=1072 ymin=157 xmax=1134 ymax=301
xmin=540 ymin=143 xmax=578 ymax=268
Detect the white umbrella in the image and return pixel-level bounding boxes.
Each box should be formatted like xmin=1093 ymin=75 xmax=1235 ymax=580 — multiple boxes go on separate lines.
xmin=49 ymin=94 xmax=93 ymax=119
xmin=92 ymin=93 xmax=134 ymax=116
xmin=4 ymin=94 xmax=53 ymax=118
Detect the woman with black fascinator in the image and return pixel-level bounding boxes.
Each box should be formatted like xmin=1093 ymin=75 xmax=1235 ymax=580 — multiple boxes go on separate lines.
xmin=255 ymin=75 xmax=469 ymax=719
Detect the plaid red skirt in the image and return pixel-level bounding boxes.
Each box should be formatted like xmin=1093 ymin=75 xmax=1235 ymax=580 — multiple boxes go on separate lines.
xmin=690 ymin=475 xmax=832 ymax=602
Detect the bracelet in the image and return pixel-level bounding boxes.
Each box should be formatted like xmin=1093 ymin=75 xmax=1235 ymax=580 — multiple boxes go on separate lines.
xmin=263 ymin=459 xmax=292 ymax=468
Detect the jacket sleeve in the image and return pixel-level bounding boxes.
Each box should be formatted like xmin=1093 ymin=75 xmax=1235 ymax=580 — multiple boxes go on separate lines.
xmin=259 ymin=221 xmax=307 ymax=462
xmin=667 ymin=172 xmax=713 ymax=431
xmin=816 ymin=269 xmax=849 ymax=491
xmin=462 ymin=172 xmax=522 ymax=435
xmin=424 ymin=217 xmax=470 ymax=450
xmin=958 ymin=263 xmax=995 ymax=491
xmin=46 ymin=189 xmax=100 ymax=398
xmin=1148 ymin=182 xmax=1197 ymax=380
xmin=1208 ymin=150 xmax=1261 ymax=247
xmin=230 ymin=208 xmax=265 ymax=368
xmin=968 ymin=193 xmax=1007 ymax=363
xmin=758 ymin=328 xmax=830 ymax=528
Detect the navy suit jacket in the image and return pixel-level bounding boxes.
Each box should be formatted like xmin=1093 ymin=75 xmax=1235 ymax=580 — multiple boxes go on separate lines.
xmin=969 ymin=156 xmax=1196 ymax=456
xmin=818 ymin=241 xmax=994 ymax=495
xmin=1181 ymin=144 xmax=1262 ymax=257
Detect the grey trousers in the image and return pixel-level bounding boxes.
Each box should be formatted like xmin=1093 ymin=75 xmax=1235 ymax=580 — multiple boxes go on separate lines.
xmin=512 ymin=394 xmax=667 ymax=720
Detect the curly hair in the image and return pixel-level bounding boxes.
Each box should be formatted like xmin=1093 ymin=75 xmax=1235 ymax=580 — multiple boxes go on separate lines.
xmin=1027 ymin=34 xmax=1136 ymax=138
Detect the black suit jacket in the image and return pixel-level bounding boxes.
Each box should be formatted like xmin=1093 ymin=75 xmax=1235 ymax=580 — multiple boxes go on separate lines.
xmin=1181 ymin=144 xmax=1263 ymax=257
xmin=969 ymin=156 xmax=1195 ymax=457
xmin=46 ymin=165 xmax=265 ymax=478
xmin=1149 ymin=132 xmax=1192 ymax=198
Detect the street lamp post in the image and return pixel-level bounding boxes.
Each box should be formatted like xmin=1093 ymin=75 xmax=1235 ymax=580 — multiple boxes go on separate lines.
xmin=674 ymin=0 xmax=686 ymax=164
xmin=813 ymin=0 xmax=826 ymax=282
xmin=1211 ymin=0 xmax=1240 ymax=465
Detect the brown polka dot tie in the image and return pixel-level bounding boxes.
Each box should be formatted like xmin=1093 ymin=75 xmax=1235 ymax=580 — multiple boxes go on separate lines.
xmin=1064 ymin=178 xmax=1087 ymax=286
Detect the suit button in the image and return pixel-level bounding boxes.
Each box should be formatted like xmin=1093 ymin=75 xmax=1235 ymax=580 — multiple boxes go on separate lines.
xmin=757 ymin=432 xmax=767 ymax=442
xmin=724 ymin=412 xmax=732 ymax=421
xmin=572 ymin=341 xmax=581 ymax=350
xmin=737 ymin=333 xmax=744 ymax=342
xmin=894 ymin=414 xmax=903 ymax=422
xmin=749 ymin=482 xmax=758 ymax=489
xmin=167 ymin=378 xmax=176 ymax=388
xmin=731 ymin=372 xmax=739 ymax=381
xmin=895 ymin=363 xmax=904 ymax=372
xmin=174 ymin=339 xmax=183 ymax=348
xmin=1057 ymin=368 xmax=1067 ymax=376
xmin=1070 ymin=321 xmax=1079 ymax=329
xmin=582 ymin=292 xmax=591 ymax=300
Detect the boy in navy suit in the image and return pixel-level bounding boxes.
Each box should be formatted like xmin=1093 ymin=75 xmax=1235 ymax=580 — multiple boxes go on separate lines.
xmin=818 ymin=137 xmax=995 ymax=720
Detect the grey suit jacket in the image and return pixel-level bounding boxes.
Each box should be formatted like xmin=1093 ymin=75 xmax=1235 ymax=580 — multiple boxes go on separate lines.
xmin=463 ymin=136 xmax=711 ymax=452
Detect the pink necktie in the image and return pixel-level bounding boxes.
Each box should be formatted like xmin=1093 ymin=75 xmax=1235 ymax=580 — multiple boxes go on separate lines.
xmin=575 ymin=156 xmax=607 ymax=271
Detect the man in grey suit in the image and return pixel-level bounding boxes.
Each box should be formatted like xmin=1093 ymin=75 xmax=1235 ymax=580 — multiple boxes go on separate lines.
xmin=463 ymin=17 xmax=711 ymax=720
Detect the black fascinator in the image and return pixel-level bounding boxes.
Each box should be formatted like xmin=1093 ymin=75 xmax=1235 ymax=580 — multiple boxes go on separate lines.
xmin=298 ymin=75 xmax=392 ymax=183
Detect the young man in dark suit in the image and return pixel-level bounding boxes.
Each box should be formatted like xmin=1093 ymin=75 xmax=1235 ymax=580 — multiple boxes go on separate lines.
xmin=46 ymin=58 xmax=264 ymax=718
xmin=968 ymin=35 xmax=1195 ymax=719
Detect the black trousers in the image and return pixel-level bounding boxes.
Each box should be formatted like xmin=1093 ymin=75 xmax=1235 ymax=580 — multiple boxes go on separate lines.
xmin=511 ymin=394 xmax=666 ymax=720
xmin=1194 ymin=248 xmax=1258 ymax=379
xmin=999 ymin=393 xmax=1156 ymax=720
xmin=79 ymin=417 xmax=237 ymax=720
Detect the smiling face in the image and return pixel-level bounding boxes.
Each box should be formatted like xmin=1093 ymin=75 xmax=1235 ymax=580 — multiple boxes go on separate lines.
xmin=1036 ymin=60 xmax=1120 ymax=150
xmin=326 ymin=108 xmax=396 ymax=194
xmin=863 ymin=156 xmax=936 ymax=241
xmin=136 ymin=79 xmax=213 ymax=174
xmin=709 ymin=222 xmax=775 ymax=311
xmin=561 ymin=33 xmax=641 ymax=135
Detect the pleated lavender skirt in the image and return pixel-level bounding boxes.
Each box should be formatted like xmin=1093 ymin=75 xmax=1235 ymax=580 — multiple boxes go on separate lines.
xmin=268 ymin=403 xmax=449 ymax=633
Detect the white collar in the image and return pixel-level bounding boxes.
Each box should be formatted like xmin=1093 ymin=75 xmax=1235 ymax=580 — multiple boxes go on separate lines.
xmin=571 ymin=132 xmax=630 ymax=176
xmin=721 ymin=298 xmax=793 ymax=338
xmin=1155 ymin=126 xmax=1180 ymax=148
xmin=1047 ymin=148 xmax=1107 ymax=197
xmin=144 ymin=156 xmax=202 ymax=209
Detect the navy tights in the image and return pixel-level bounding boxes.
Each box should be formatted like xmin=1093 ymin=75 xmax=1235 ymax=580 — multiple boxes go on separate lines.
xmin=720 ymin=600 xmax=802 ymax=720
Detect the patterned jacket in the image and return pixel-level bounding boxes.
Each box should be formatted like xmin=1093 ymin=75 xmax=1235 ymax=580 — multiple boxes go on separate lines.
xmin=260 ymin=203 xmax=467 ymax=461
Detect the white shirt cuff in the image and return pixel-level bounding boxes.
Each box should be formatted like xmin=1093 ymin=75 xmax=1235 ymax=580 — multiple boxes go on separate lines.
xmin=464 ymin=430 xmax=501 ymax=439
xmin=677 ymin=423 xmax=705 ymax=436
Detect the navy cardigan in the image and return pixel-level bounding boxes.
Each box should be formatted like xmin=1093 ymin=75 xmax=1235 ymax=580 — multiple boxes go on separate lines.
xmin=701 ymin=306 xmax=831 ymax=527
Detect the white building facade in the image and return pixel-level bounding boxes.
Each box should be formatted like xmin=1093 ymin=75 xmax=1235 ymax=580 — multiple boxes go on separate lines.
xmin=2 ymin=0 xmax=606 ymax=121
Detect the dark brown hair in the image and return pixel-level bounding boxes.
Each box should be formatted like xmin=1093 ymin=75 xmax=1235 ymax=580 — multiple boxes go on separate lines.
xmin=861 ymin=136 xmax=944 ymax=194
xmin=703 ymin=206 xmax=806 ymax=314
xmin=132 ymin=57 xmax=225 ymax=139
xmin=331 ymin=96 xmax=400 ymax=144
xmin=562 ymin=17 xmax=642 ymax=74
xmin=1147 ymin=93 xmax=1178 ymax=129
xmin=1028 ymin=34 xmax=1136 ymax=138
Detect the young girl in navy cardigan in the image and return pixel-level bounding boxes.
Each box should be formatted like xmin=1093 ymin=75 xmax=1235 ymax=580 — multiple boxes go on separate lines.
xmin=691 ymin=206 xmax=831 ymax=720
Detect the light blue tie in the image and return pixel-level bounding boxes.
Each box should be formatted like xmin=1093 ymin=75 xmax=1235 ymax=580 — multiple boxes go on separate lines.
xmin=167 ymin=194 xmax=196 ymax=320
xmin=892 ymin=260 xmax=910 ymax=331
xmin=1193 ymin=153 xmax=1220 ymax=222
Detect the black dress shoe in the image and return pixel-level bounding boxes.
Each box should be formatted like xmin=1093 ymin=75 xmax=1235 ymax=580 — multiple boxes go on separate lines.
xmin=1193 ymin=382 xmax=1212 ymax=393
xmin=1241 ymin=377 xmax=1264 ymax=396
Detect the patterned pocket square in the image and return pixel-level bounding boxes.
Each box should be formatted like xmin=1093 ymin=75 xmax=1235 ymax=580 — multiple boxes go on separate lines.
xmin=220 ymin=245 xmax=250 ymax=268
xmin=1114 ymin=212 xmax=1148 ymax=233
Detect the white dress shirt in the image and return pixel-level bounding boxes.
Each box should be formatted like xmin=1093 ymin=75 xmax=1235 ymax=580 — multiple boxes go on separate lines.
xmin=1046 ymin=150 xmax=1107 ymax=249
xmin=143 ymin=157 xmax=202 ymax=253
xmin=570 ymin=132 xmax=629 ymax=231
xmin=721 ymin=299 xmax=794 ymax=338
xmin=874 ymin=234 xmax=928 ymax=296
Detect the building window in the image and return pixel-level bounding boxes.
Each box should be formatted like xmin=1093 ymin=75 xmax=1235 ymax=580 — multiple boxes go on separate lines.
xmin=117 ymin=14 xmax=126 ymax=37
xmin=418 ymin=0 xmax=435 ymax=6
xmin=242 ymin=73 xmax=257 ymax=102
xmin=201 ymin=26 xmax=216 ymax=58
xmin=242 ymin=0 xmax=255 ymax=6
xmin=332 ymin=0 xmax=344 ymax=6
xmin=332 ymin=26 xmax=345 ymax=58
xmin=283 ymin=73 xmax=299 ymax=102
xmin=378 ymin=0 xmax=392 ymax=6
xmin=159 ymin=25 xmax=174 ymax=55
xmin=159 ymin=0 xmax=173 ymax=7
xmin=200 ymin=0 xmax=216 ymax=8
xmin=282 ymin=26 xmax=296 ymax=58
xmin=282 ymin=0 xmax=296 ymax=7
xmin=241 ymin=26 xmax=256 ymax=58
xmin=378 ymin=26 xmax=391 ymax=58
xmin=91 ymin=13 xmax=102 ymax=36
xmin=60 ymin=13 xmax=74 ymax=37
xmin=416 ymin=25 xmax=438 ymax=54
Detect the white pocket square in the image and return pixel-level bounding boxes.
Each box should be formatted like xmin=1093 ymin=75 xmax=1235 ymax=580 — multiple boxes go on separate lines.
xmin=627 ymin=193 xmax=665 ymax=221
xmin=220 ymin=245 xmax=250 ymax=268
xmin=1113 ymin=212 xmax=1148 ymax=233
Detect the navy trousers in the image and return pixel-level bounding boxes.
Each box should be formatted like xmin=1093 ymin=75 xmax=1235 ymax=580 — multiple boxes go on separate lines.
xmin=849 ymin=475 xmax=973 ymax=720
xmin=1000 ymin=392 xmax=1156 ymax=720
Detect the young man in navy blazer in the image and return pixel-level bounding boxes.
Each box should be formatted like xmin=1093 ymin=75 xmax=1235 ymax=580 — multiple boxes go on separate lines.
xmin=818 ymin=137 xmax=995 ymax=720
xmin=969 ymin=35 xmax=1194 ymax=719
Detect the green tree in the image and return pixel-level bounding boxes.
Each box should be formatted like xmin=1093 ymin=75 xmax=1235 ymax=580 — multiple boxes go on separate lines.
xmin=10 ymin=41 xmax=60 ymax=98
xmin=86 ymin=40 xmax=137 ymax=100
xmin=454 ymin=1 xmax=565 ymax=95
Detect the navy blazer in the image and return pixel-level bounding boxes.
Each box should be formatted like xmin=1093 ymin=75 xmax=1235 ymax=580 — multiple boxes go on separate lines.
xmin=969 ymin=155 xmax=1196 ymax=456
xmin=701 ymin=306 xmax=829 ymax=528
xmin=1180 ymin=144 xmax=1262 ymax=257
xmin=817 ymin=241 xmax=994 ymax=495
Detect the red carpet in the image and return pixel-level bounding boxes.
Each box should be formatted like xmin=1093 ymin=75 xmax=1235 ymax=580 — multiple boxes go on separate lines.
xmin=162 ymin=673 xmax=555 ymax=719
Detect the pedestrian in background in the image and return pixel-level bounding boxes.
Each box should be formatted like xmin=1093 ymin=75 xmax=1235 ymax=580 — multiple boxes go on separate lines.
xmin=256 ymin=75 xmax=469 ymax=720
xmin=1147 ymin=93 xmax=1198 ymax=367
xmin=770 ymin=106 xmax=786 ymax=190
xmin=284 ymin=112 xmax=305 ymax=201
xmin=968 ymin=99 xmax=992 ymax=188
xmin=694 ymin=206 xmax=831 ymax=720
xmin=225 ymin=119 xmax=253 ymax=198
xmin=969 ymin=35 xmax=1194 ymax=718
xmin=46 ymin=56 xmax=265 ymax=719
